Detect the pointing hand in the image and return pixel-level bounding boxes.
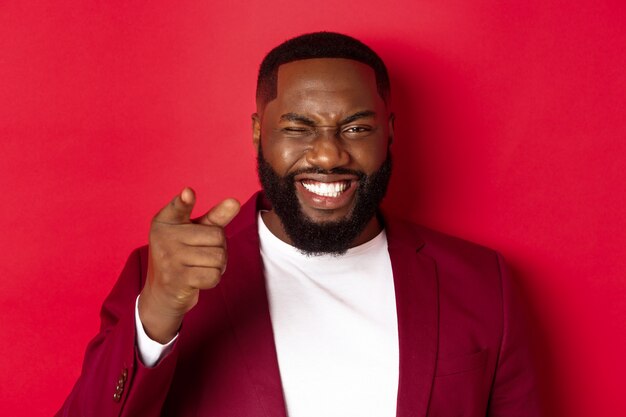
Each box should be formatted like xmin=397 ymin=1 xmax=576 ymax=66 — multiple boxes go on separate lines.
xmin=138 ymin=188 xmax=240 ymax=343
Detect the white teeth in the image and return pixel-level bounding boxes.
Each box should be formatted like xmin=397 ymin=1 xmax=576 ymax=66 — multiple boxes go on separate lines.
xmin=302 ymin=181 xmax=348 ymax=197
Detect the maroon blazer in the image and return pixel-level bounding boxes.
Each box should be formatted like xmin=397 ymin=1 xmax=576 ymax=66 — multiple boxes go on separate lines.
xmin=57 ymin=192 xmax=540 ymax=416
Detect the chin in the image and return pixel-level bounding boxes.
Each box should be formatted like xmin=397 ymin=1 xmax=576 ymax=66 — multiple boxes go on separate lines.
xmin=299 ymin=204 xmax=355 ymax=224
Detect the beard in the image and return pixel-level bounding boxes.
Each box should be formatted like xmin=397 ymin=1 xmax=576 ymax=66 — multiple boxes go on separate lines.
xmin=257 ymin=145 xmax=392 ymax=256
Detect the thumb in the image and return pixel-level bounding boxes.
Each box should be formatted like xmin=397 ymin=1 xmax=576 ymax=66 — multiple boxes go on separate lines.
xmin=154 ymin=187 xmax=196 ymax=224
xmin=197 ymin=198 xmax=241 ymax=227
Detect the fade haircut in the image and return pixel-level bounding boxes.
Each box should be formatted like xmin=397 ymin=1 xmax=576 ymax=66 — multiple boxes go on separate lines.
xmin=256 ymin=32 xmax=390 ymax=110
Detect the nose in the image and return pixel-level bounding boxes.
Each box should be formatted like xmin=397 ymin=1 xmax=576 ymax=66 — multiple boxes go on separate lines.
xmin=305 ymin=128 xmax=350 ymax=170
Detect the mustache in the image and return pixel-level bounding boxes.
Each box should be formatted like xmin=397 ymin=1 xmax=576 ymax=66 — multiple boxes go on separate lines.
xmin=285 ymin=167 xmax=366 ymax=180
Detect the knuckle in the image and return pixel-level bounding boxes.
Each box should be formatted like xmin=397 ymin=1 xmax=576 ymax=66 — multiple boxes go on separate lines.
xmin=212 ymin=247 xmax=227 ymax=265
xmin=210 ymin=227 xmax=226 ymax=245
xmin=202 ymin=269 xmax=222 ymax=288
xmin=207 ymin=270 xmax=222 ymax=288
xmin=189 ymin=268 xmax=221 ymax=289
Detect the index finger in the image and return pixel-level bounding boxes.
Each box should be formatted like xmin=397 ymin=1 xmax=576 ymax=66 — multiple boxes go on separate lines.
xmin=153 ymin=187 xmax=196 ymax=224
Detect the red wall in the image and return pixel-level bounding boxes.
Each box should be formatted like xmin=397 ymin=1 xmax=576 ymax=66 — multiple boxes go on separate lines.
xmin=1 ymin=1 xmax=624 ymax=415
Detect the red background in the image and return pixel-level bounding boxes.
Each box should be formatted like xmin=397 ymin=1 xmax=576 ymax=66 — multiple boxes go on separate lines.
xmin=1 ymin=1 xmax=624 ymax=415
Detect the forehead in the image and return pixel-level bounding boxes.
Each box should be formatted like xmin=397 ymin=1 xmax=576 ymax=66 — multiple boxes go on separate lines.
xmin=271 ymin=58 xmax=383 ymax=114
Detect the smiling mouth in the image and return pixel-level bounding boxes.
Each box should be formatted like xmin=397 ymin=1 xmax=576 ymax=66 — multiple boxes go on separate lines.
xmin=300 ymin=180 xmax=351 ymax=197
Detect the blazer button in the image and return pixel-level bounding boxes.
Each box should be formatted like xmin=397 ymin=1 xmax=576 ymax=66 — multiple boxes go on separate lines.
xmin=112 ymin=367 xmax=128 ymax=402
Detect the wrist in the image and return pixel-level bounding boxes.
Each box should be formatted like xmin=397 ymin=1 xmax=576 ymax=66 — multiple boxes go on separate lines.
xmin=138 ymin=291 xmax=184 ymax=344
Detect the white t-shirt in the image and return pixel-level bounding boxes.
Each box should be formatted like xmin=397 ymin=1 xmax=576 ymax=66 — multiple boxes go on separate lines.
xmin=259 ymin=213 xmax=399 ymax=417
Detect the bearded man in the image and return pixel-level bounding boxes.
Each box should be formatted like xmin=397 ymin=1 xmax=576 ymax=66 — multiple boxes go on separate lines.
xmin=58 ymin=32 xmax=540 ymax=417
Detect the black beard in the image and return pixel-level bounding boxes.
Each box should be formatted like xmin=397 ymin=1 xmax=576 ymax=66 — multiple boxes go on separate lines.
xmin=257 ymin=146 xmax=392 ymax=256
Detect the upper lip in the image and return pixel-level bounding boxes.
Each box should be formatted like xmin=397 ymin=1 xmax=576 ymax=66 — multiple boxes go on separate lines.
xmin=294 ymin=173 xmax=358 ymax=183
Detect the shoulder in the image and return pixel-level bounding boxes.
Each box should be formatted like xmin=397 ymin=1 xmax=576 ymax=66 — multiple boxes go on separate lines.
xmin=384 ymin=215 xmax=502 ymax=273
xmin=384 ymin=215 xmax=507 ymax=310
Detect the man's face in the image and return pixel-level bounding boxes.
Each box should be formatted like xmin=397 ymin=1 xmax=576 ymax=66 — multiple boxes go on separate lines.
xmin=253 ymin=58 xmax=394 ymax=254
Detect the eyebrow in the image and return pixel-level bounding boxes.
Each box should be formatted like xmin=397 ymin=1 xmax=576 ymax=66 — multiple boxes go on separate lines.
xmin=279 ymin=113 xmax=317 ymax=126
xmin=339 ymin=110 xmax=376 ymax=125
xmin=279 ymin=110 xmax=377 ymax=126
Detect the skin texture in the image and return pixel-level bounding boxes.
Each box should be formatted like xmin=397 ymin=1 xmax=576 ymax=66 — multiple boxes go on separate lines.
xmin=252 ymin=58 xmax=394 ymax=247
xmin=139 ymin=58 xmax=393 ymax=343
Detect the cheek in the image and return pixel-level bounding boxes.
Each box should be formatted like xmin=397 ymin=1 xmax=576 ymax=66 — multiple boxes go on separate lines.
xmin=261 ymin=135 xmax=306 ymax=175
xmin=349 ymin=140 xmax=389 ymax=171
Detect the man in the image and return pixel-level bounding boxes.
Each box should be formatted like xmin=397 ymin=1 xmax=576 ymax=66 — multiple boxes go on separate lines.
xmin=58 ymin=32 xmax=540 ymax=416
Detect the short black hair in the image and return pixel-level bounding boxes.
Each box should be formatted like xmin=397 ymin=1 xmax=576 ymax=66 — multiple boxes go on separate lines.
xmin=256 ymin=32 xmax=390 ymax=110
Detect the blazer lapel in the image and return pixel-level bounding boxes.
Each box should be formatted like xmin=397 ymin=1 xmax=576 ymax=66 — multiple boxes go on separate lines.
xmin=386 ymin=218 xmax=439 ymax=417
xmin=219 ymin=193 xmax=287 ymax=417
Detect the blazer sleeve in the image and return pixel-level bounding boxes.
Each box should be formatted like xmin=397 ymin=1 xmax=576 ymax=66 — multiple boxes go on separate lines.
xmin=487 ymin=253 xmax=542 ymax=417
xmin=56 ymin=247 xmax=180 ymax=417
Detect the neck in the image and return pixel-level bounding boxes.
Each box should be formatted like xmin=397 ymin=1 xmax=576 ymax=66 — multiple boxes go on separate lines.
xmin=260 ymin=210 xmax=383 ymax=249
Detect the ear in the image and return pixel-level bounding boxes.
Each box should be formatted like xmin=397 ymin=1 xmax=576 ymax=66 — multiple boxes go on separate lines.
xmin=387 ymin=113 xmax=395 ymax=146
xmin=251 ymin=113 xmax=261 ymax=149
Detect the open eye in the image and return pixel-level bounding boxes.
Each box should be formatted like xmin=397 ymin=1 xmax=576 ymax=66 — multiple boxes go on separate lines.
xmin=342 ymin=125 xmax=372 ymax=137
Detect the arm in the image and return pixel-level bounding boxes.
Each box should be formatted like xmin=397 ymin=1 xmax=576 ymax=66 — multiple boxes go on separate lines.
xmin=487 ymin=253 xmax=542 ymax=417
xmin=55 ymin=247 xmax=180 ymax=417
xmin=57 ymin=189 xmax=239 ymax=416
